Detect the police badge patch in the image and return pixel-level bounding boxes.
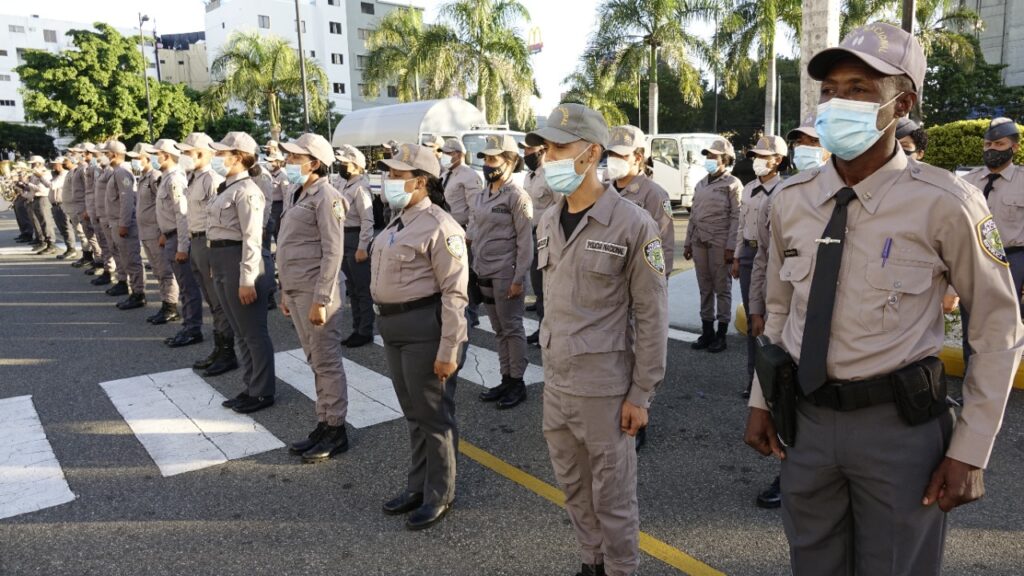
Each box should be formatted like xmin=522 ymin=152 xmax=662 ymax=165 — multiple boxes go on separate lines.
xmin=663 ymin=199 xmax=673 ymax=218
xmin=977 ymin=216 xmax=1009 ymax=266
xmin=643 ymin=238 xmax=666 ymax=274
xmin=122 ymin=176 xmax=132 ymax=188
xmin=332 ymin=199 xmax=344 ymax=221
xmin=446 ymin=235 xmax=466 ymax=260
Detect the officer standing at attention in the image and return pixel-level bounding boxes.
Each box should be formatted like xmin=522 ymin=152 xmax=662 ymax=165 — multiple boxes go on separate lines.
xmin=208 ymin=132 xmax=276 ymax=414
xmin=106 ymin=141 xmax=147 ymax=310
xmin=469 ymin=134 xmax=534 ymax=410
xmin=744 ymin=23 xmax=1024 ymax=575
xmin=49 ymin=156 xmax=80 ymax=261
xmin=440 ymin=137 xmax=484 ymax=327
xmin=521 ymin=140 xmax=555 ymax=345
xmin=684 ymin=139 xmax=742 ymax=352
xmin=529 ymin=104 xmax=668 ymax=576
xmin=80 ymin=144 xmax=106 ymax=272
xmin=26 ymin=156 xmax=58 ymax=256
xmin=130 ymin=143 xmax=178 ymax=323
xmin=278 ymin=133 xmax=350 ymax=462
xmin=99 ymin=142 xmax=127 ymax=294
xmin=154 ymin=139 xmax=205 ymax=347
xmin=89 ymin=145 xmax=117 ymax=285
xmin=68 ymin=144 xmax=100 ymax=269
xmin=373 ymin=143 xmax=468 ymax=531
xmin=734 ymin=135 xmax=787 ymax=384
xmin=265 ymin=150 xmax=288 ymax=251
xmin=179 ymin=133 xmax=238 ymax=376
xmin=336 ymin=144 xmax=377 ymax=348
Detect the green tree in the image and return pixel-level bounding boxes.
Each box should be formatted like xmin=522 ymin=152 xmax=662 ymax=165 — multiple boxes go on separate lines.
xmin=208 ymin=31 xmax=329 ymax=141
xmin=925 ymin=119 xmax=1024 ymax=171
xmin=15 ymin=23 xmax=202 ymax=142
xmin=914 ymin=0 xmax=983 ymax=70
xmin=840 ymin=0 xmax=899 ymax=37
xmin=923 ymin=35 xmax=1024 ymax=125
xmin=562 ymin=53 xmax=637 ymax=127
xmin=363 ymin=7 xmax=432 ymax=102
xmin=279 ymin=92 xmax=343 ymax=142
xmin=0 ymin=122 xmax=56 ymax=158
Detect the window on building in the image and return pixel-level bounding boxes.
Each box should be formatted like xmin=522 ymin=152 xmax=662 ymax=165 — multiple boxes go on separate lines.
xmin=361 ymin=2 xmax=375 ymax=14
xmin=329 ymin=22 xmax=342 ymax=34
xmin=0 ymin=75 xmax=11 ymax=81
xmin=159 ymin=59 xmax=166 ymax=64
xmin=43 ymin=29 xmax=57 ymax=43
xmin=0 ymin=50 xmax=8 ymax=57
xmin=358 ymin=83 xmax=370 ymax=97
xmin=221 ymin=22 xmax=225 ymax=29
xmin=333 ymin=83 xmax=346 ymax=94
xmin=177 ymin=60 xmax=185 ymax=65
xmin=328 ymin=0 xmax=340 ymax=5
xmin=296 ymin=20 xmax=306 ymax=33
xmin=8 ymin=25 xmax=25 ymax=34
xmin=387 ymin=85 xmax=398 ymax=98
xmin=357 ymin=55 xmax=369 ymax=69
xmin=357 ymin=28 xmax=371 ymax=40
xmin=258 ymin=15 xmax=271 ymax=29
xmin=0 ymin=100 xmax=16 ymax=107
xmin=309 ymin=50 xmax=315 ymax=57
xmin=15 ymin=48 xmax=27 ymax=64
xmin=331 ymin=53 xmax=344 ymax=65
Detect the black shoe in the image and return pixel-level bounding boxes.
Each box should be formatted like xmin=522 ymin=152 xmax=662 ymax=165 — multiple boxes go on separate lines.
xmin=575 ymin=564 xmax=606 ymax=576
xmin=105 ymin=281 xmax=129 ymax=297
xmin=344 ymin=333 xmax=373 ymax=348
xmin=166 ymin=329 xmax=203 ymax=348
xmin=221 ymin=392 xmax=251 ymax=409
xmin=85 ymin=263 xmax=103 ymax=275
xmin=691 ymin=320 xmax=714 ymax=350
xmin=383 ymin=491 xmax=424 ymax=516
xmin=301 ymin=425 xmax=349 ymax=463
xmin=708 ymin=322 xmax=729 ymax=353
xmin=90 ymin=271 xmax=112 ymax=285
xmin=526 ymin=330 xmax=540 ymax=345
xmin=267 ymin=293 xmax=277 ymax=311
xmin=405 ymin=502 xmax=450 ymax=530
xmin=14 ymin=234 xmax=32 ymax=243
xmin=635 ymin=426 xmax=647 ymax=452
xmin=193 ymin=332 xmax=222 ymax=369
xmin=148 ymin=303 xmax=180 ymax=325
xmin=232 ymin=395 xmax=274 ymax=414
xmin=116 ymin=293 xmax=146 ymax=310
xmin=57 ymin=248 xmax=77 ymax=260
xmin=525 ymin=303 xmax=537 ymax=312
xmin=204 ymin=338 xmax=239 ymax=376
xmin=497 ymin=378 xmax=526 ymax=410
xmin=71 ymin=253 xmax=91 ymax=268
xmin=289 ymin=422 xmax=329 ymax=454
xmin=341 ymin=334 xmax=352 ymax=346
xmin=479 ymin=375 xmax=511 ymax=402
xmin=756 ymin=476 xmax=782 ymax=509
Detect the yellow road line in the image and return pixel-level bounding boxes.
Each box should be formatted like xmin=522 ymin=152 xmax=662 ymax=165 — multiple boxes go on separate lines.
xmin=459 ymin=441 xmax=726 ymax=576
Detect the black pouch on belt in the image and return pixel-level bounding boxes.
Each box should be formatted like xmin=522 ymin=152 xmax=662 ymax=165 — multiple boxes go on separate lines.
xmin=890 ymin=356 xmax=948 ymax=426
xmin=754 ymin=336 xmax=798 ymax=447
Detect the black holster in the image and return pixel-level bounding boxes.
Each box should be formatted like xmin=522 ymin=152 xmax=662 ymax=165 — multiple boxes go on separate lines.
xmin=890 ymin=356 xmax=948 ymax=426
xmin=754 ymin=336 xmax=798 ymax=447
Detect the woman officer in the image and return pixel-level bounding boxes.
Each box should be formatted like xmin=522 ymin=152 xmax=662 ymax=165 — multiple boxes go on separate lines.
xmin=277 ymin=133 xmax=350 ymax=462
xmin=373 ymin=143 xmax=468 ymax=531
xmin=207 ymin=132 xmax=277 ymax=414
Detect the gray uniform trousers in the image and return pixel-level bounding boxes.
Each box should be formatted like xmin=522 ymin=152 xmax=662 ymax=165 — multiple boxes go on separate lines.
xmin=286 ymin=287 xmax=348 ymax=426
xmin=960 ymin=249 xmax=1024 ymax=367
xmin=104 ymin=221 xmax=125 ymax=281
xmin=26 ymin=199 xmax=44 ymax=241
xmin=379 ymin=304 xmax=458 ymax=507
xmin=113 ymin=224 xmax=145 ymax=294
xmin=342 ymin=229 xmax=375 ymax=337
xmin=208 ymin=244 xmax=275 ymax=398
xmin=32 ymin=197 xmax=56 ymax=243
xmin=13 ymin=196 xmax=33 ymax=237
xmin=782 ymin=402 xmax=954 ymax=576
xmin=52 ymin=203 xmax=78 ymax=248
xmin=68 ymin=204 xmax=98 ymax=255
xmin=737 ymin=243 xmax=756 ymax=378
xmin=692 ymin=238 xmax=732 ymax=323
xmin=162 ymin=234 xmax=202 ymax=332
xmin=190 ymin=239 xmax=234 ymax=338
xmin=543 ymin=387 xmax=639 ymax=576
xmin=478 ymin=276 xmax=527 ymax=379
xmin=93 ymin=217 xmax=116 ymax=273
xmin=143 ymin=238 xmax=178 ymax=305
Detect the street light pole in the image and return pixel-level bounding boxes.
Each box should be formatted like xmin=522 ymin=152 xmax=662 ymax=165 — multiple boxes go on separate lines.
xmin=902 ymin=0 xmax=916 ymax=34
xmin=139 ymin=13 xmax=154 ymax=142
xmin=294 ymin=0 xmax=311 ymax=132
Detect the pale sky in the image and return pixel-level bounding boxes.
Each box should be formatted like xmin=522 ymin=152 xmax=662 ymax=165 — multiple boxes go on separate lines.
xmin=4 ymin=0 xmax=739 ymax=115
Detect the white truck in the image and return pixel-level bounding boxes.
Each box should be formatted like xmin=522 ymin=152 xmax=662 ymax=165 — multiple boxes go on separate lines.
xmin=647 ymin=132 xmax=721 ymax=211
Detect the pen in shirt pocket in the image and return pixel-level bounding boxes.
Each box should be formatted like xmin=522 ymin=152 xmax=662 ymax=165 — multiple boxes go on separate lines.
xmin=882 ymin=237 xmax=893 ymax=267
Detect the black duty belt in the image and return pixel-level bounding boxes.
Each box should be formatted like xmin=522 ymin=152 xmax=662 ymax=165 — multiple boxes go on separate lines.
xmin=374 ymin=293 xmax=441 ymax=317
xmin=190 ymin=231 xmax=206 ymax=239
xmin=744 ymin=239 xmax=758 ymax=249
xmin=805 ymin=374 xmax=895 ymax=411
xmin=209 ymin=239 xmax=242 ymax=248
xmin=344 ymin=226 xmax=361 ymax=233
xmin=162 ymin=230 xmax=177 ymax=238
xmin=1006 ymin=247 xmax=1024 ymax=255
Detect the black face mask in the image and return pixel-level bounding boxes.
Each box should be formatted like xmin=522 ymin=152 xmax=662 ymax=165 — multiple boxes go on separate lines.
xmin=983 ymin=148 xmax=1015 ymax=169
xmin=524 ymin=153 xmax=540 ymax=172
xmin=339 ymin=166 xmax=351 ymax=180
xmin=483 ymin=164 xmax=506 ymax=183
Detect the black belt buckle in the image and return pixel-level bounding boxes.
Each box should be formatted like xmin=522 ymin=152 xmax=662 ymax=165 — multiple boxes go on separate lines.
xmin=745 ymin=239 xmax=758 ymax=249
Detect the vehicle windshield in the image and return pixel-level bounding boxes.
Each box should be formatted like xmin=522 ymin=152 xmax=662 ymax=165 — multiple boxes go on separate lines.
xmin=462 ymin=133 xmax=526 ymax=169
xmin=680 ymin=136 xmax=718 ymax=166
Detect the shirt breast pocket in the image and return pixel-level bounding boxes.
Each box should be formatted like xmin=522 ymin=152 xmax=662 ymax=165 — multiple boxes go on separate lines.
xmin=864 ymin=262 xmax=933 ymax=332
xmin=576 ymin=250 xmax=626 ymax=308
xmin=778 ymin=256 xmax=812 ymax=316
xmin=386 ymin=244 xmax=417 ymax=274
xmin=1001 ymin=194 xmax=1024 ymax=221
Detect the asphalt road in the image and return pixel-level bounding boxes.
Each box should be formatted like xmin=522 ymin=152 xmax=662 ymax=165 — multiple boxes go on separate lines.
xmin=1 ymin=205 xmax=1022 ymax=576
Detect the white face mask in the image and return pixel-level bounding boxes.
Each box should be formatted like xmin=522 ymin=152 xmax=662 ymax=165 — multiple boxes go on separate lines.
xmin=179 ymin=155 xmax=195 ymax=172
xmin=752 ymin=157 xmax=773 ymax=177
xmin=440 ymin=155 xmax=453 ymax=170
xmin=605 ymin=156 xmax=630 ymax=181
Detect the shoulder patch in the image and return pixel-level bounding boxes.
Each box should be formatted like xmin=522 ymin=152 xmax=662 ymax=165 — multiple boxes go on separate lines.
xmin=122 ymin=176 xmax=132 ymax=188
xmin=662 ymin=199 xmax=673 ymax=218
xmin=585 ymin=239 xmax=627 ymax=258
xmin=332 ymin=199 xmax=344 ymax=221
xmin=976 ymin=216 xmax=1009 ymax=266
xmin=643 ymin=238 xmax=666 ymax=275
xmin=537 ymin=236 xmax=548 ymax=250
xmin=445 ymin=234 xmax=466 ymax=260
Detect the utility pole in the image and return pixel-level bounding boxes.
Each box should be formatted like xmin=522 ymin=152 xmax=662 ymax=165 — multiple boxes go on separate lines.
xmin=294 ymin=0 xmax=311 ymax=132
xmin=139 ymin=13 xmax=154 ymax=142
xmin=902 ymin=0 xmax=916 ymax=34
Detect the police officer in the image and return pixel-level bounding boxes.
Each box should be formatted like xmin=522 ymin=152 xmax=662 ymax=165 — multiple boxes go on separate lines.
xmin=896 ymin=117 xmax=927 ymax=161
xmin=528 ymin=104 xmax=668 ymax=576
xmin=50 ymin=156 xmax=80 ymax=261
xmin=154 ymin=139 xmax=205 ymax=347
xmin=521 ymin=140 xmax=556 ymax=345
xmin=373 ymin=143 xmax=468 ymax=531
xmin=469 ymin=134 xmax=533 ymax=409
xmin=336 ymin=144 xmax=376 ymax=348
xmin=26 ymin=156 xmax=58 ymax=256
xmin=744 ymin=23 xmax=1024 ymax=575
xmin=440 ymin=137 xmax=484 ymax=327
xmin=179 ymin=132 xmax=238 ymax=376
xmin=81 ymin=144 xmax=108 ymax=274
xmin=278 ymin=133 xmax=350 ymax=462
xmin=105 ymin=140 xmax=147 ymax=309
xmin=91 ymin=144 xmax=119 ymax=285
xmin=208 ymin=132 xmax=276 ymax=414
xmin=264 ymin=150 xmax=288 ymax=251
xmin=67 ymin=146 xmax=99 ymax=268
xmin=684 ymin=139 xmax=741 ymax=352
xmin=960 ymin=117 xmax=1024 ymax=366
xmin=129 ymin=143 xmax=177 ymax=323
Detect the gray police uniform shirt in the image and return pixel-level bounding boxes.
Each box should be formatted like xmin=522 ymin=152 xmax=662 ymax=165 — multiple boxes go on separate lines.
xmin=277 ymin=176 xmax=346 ymax=305
xmin=341 ymin=174 xmax=375 ymax=251
xmin=736 ymin=174 xmax=781 ymax=252
xmin=964 ymin=164 xmax=1024 ymax=248
xmin=155 ymin=166 xmax=190 ymax=253
xmin=443 ymin=163 xmax=484 ymax=228
xmin=136 ymin=168 xmax=163 ymax=241
xmin=105 ymin=165 xmax=136 ymax=227
xmin=70 ymin=164 xmax=88 ymax=208
xmin=186 ymin=167 xmax=224 ymax=234
xmin=467 ymin=181 xmax=534 ymax=283
xmin=525 ymin=166 xmax=557 ymax=225
xmin=618 ymin=172 xmax=675 ymax=275
xmin=206 ymin=173 xmax=265 ymax=287
xmin=684 ymin=172 xmax=742 ymax=250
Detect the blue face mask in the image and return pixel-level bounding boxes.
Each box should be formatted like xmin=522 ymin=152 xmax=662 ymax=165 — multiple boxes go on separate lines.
xmin=792 ymin=146 xmax=826 ymax=171
xmin=815 ymin=94 xmax=901 ymax=161
xmin=211 ymin=156 xmax=230 ymax=177
xmin=90 ymin=158 xmax=98 ymax=167
xmin=703 ymin=159 xmax=720 ymax=175
xmin=544 ymin=146 xmax=593 ymax=196
xmin=130 ymin=159 xmax=142 ymax=172
xmin=285 ymin=162 xmax=308 ymax=186
xmin=150 ymin=154 xmax=161 ymax=168
xmin=383 ymin=178 xmax=412 ymax=210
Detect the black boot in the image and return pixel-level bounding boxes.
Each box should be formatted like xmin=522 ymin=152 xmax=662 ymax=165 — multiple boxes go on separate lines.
xmin=497 ymin=377 xmax=527 ymax=410
xmin=635 ymin=425 xmax=647 ymax=452
xmin=148 ymin=302 xmax=180 ymax=325
xmin=165 ymin=328 xmax=203 ymax=348
xmin=204 ymin=336 xmax=239 ymax=376
xmin=116 ymin=292 xmax=146 ymax=310
xmin=289 ymin=422 xmax=329 ymax=454
xmin=691 ymin=320 xmax=714 ymax=350
xmin=71 ymin=251 xmax=91 ymax=268
xmin=105 ymin=281 xmax=129 ymax=296
xmin=193 ymin=332 xmax=222 ymax=370
xmin=479 ymin=374 xmax=511 ymax=402
xmin=90 ymin=271 xmax=112 ymax=285
xmin=301 ymin=425 xmax=349 ymax=463
xmin=575 ymin=564 xmax=606 ymax=576
xmin=708 ymin=322 xmax=729 ymax=353
xmin=756 ymin=475 xmax=782 ymax=509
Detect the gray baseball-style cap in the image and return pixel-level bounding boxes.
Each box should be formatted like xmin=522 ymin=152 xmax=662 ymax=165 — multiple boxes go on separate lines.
xmin=607 ymin=125 xmax=646 ymax=156
xmin=441 ymin=138 xmax=466 ymax=154
xmin=808 ymin=22 xmax=927 ymax=92
xmin=151 ymin=139 xmax=181 ymax=157
xmin=126 ymin=142 xmax=152 ymax=158
xmin=476 ymin=134 xmax=519 ymax=158
xmin=176 ymin=132 xmax=215 ymax=152
xmin=985 ymin=117 xmax=1020 ymax=141
xmin=701 ymin=138 xmax=735 ymax=159
xmin=422 ymin=134 xmax=445 ymax=149
xmin=526 ymin=103 xmax=610 ymax=148
xmin=378 ymin=143 xmax=441 ymax=178
xmin=104 ymin=140 xmax=128 ymax=155
xmin=280 ymin=133 xmax=335 ymax=167
xmin=787 ymin=115 xmax=819 ymax=140
xmin=747 ymin=135 xmax=788 ymax=158
xmin=211 ymin=131 xmax=260 ymax=156
xmin=336 ymin=144 xmax=366 ymax=169
xmin=895 ymin=117 xmax=920 ymax=139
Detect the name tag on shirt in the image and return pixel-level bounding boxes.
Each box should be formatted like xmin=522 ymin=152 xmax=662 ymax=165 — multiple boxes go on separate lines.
xmin=491 ymin=205 xmax=511 ymax=214
xmin=586 ymin=240 xmax=627 ymax=258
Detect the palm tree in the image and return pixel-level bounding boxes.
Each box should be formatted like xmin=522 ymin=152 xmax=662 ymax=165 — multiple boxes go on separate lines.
xmin=840 ymin=0 xmax=899 ymax=38
xmin=716 ymin=0 xmax=802 ymax=136
xmin=563 ymin=53 xmax=636 ymax=126
xmin=363 ymin=7 xmax=430 ymax=102
xmin=591 ymin=0 xmax=719 ymax=134
xmin=208 ymin=31 xmax=329 ymax=141
xmin=914 ymin=0 xmax=983 ymax=71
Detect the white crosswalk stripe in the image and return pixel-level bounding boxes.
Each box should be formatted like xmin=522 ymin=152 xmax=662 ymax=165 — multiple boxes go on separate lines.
xmin=0 ymin=395 xmax=76 ymax=520
xmin=372 ymin=335 xmax=544 ymax=389
xmin=99 ymin=369 xmax=285 ymax=477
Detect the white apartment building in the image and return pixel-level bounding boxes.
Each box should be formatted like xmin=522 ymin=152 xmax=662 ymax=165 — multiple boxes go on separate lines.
xmin=0 ymin=14 xmax=157 ymax=124
xmin=204 ymin=0 xmax=418 ymax=115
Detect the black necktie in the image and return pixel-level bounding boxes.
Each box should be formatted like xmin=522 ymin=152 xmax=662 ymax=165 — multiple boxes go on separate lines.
xmin=292 ymin=186 xmax=302 ymax=207
xmin=388 ymin=217 xmax=404 ymax=232
xmin=797 ymin=187 xmax=859 ymax=396
xmin=217 ymin=182 xmax=227 ymax=194
xmin=187 ymin=174 xmax=194 ymax=186
xmin=752 ymin=185 xmax=766 ymax=197
xmin=442 ymin=170 xmax=451 ymax=190
xmin=983 ymin=173 xmax=999 ymax=199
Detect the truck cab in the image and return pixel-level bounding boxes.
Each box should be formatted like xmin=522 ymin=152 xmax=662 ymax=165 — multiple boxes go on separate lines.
xmin=647 ymin=133 xmax=721 ymax=211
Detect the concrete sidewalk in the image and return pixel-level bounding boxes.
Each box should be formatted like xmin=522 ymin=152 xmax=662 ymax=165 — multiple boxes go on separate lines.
xmin=668 ymin=267 xmax=742 ymax=334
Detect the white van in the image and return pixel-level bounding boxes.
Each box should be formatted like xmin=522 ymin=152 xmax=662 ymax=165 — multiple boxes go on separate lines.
xmin=648 ymin=133 xmax=721 ymax=211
